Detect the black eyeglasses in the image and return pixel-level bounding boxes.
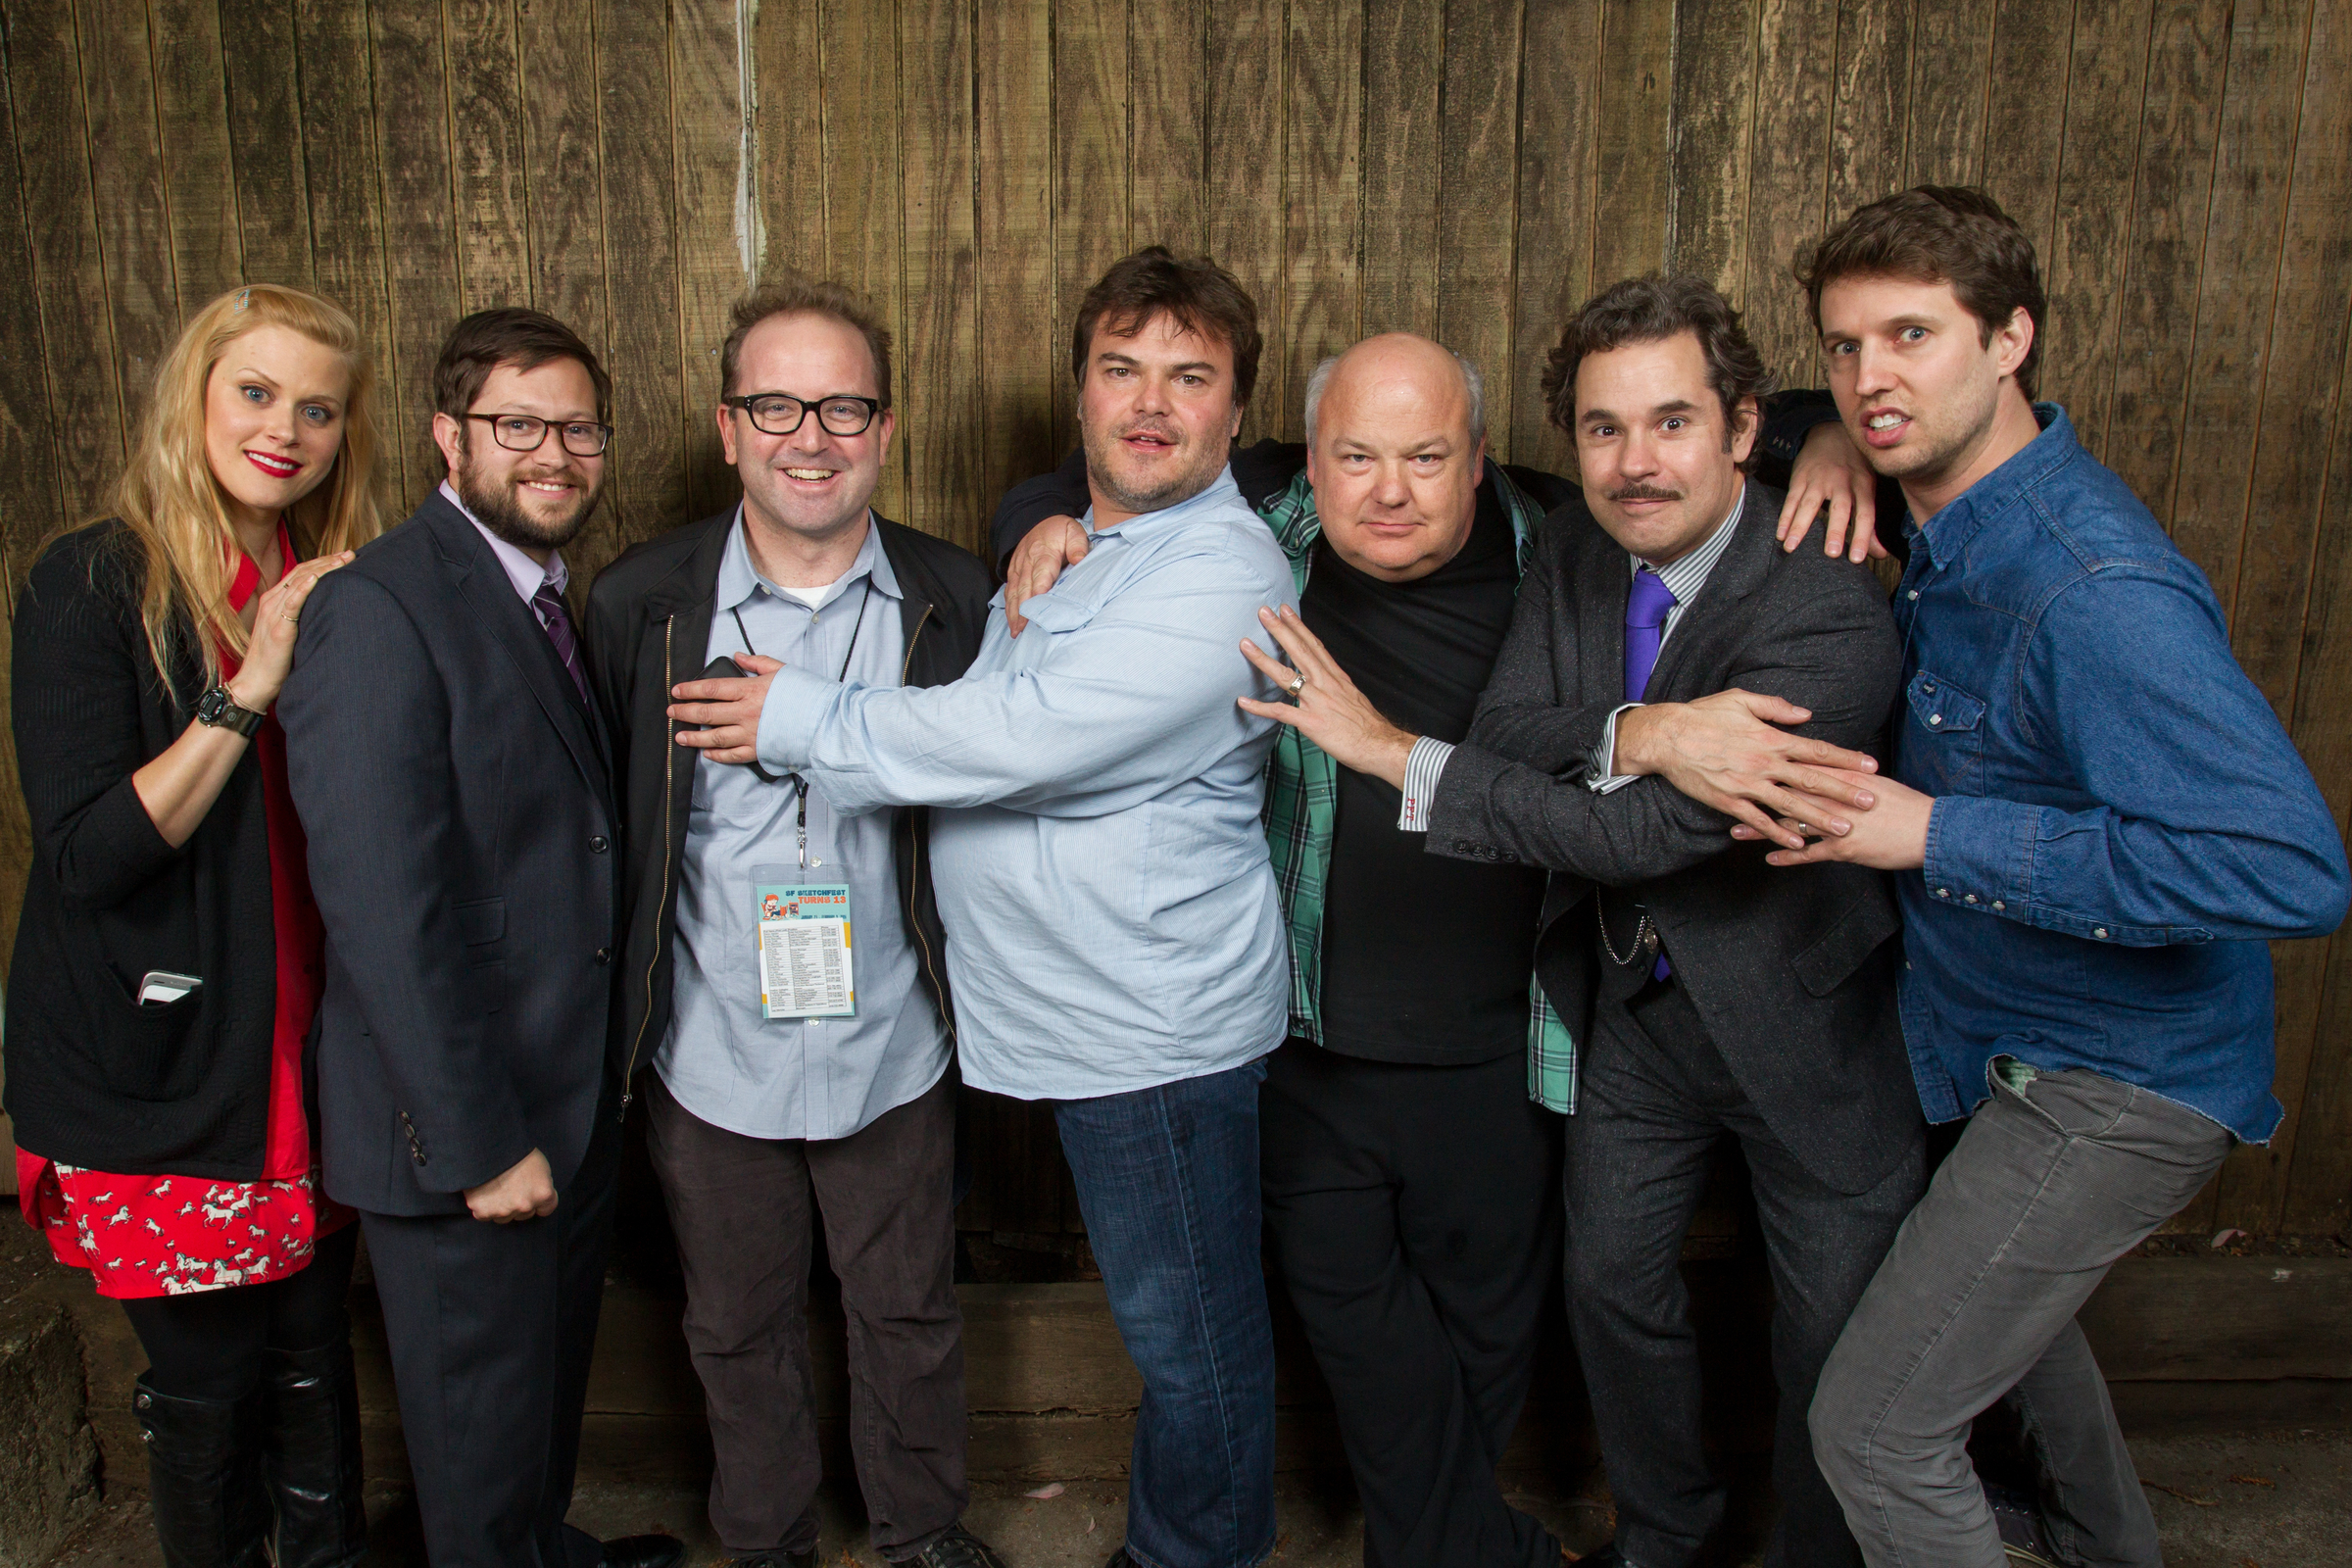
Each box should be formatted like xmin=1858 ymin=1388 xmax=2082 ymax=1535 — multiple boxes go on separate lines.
xmin=465 ymin=413 xmax=613 ymax=457
xmin=722 ymin=392 xmax=887 ymax=437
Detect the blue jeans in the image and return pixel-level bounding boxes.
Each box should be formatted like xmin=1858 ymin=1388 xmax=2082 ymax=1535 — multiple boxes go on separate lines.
xmin=1054 ymin=1057 xmax=1277 ymax=1568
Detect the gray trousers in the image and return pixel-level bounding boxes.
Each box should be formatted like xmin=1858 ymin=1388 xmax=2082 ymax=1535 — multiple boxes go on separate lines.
xmin=1810 ymin=1061 xmax=2231 ymax=1568
xmin=643 ymin=1070 xmax=966 ymax=1560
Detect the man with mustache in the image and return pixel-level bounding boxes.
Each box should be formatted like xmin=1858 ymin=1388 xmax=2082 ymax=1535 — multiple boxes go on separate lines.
xmin=1246 ymin=277 xmax=1924 ymax=1568
xmin=666 ymin=246 xmax=1297 ymax=1568
xmin=281 ymin=310 xmax=681 ymax=1568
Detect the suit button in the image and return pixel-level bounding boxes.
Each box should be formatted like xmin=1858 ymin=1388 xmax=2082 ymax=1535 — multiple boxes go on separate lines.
xmin=590 ymin=835 xmax=610 ymax=854
xmin=594 ymin=947 xmax=612 ymax=965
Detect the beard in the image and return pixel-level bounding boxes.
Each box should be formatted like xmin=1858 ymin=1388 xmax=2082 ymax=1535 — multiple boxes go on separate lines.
xmin=1080 ymin=414 xmax=1228 ymax=516
xmin=454 ymin=434 xmax=603 ymax=553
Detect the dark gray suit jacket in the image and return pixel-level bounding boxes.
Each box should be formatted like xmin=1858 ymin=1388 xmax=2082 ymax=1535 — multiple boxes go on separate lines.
xmin=280 ymin=493 xmax=621 ymax=1216
xmin=1429 ymin=481 xmax=1919 ymax=1193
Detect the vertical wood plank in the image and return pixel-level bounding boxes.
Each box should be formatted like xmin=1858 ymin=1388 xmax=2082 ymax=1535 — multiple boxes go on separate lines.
xmin=368 ymin=0 xmax=465 ymax=512
xmin=594 ymin=0 xmax=689 ymax=553
xmin=10 ymin=0 xmax=125 ymax=516
xmin=2211 ymin=1 xmax=2352 ymax=1241
xmin=672 ymin=0 xmax=750 ymax=518
xmin=975 ymin=0 xmax=1059 ymax=511
xmin=1359 ymin=0 xmax=1442 ymax=339
xmin=1062 ymin=0 xmax=1136 ymax=448
xmin=1205 ymin=0 xmax=1286 ymax=441
xmin=2166 ymin=0 xmax=2311 ymax=614
xmin=1436 ymin=0 xmax=1525 ymax=452
xmin=1824 ymin=0 xmax=1915 ymax=232
xmin=2099 ymin=0 xmax=2230 ymax=512
xmin=516 ymin=0 xmax=609 ymax=355
xmin=442 ymin=0 xmax=532 ymax=312
xmin=295 ymin=0 xmax=399 ymax=494
xmin=2034 ymin=0 xmax=2156 ymax=457
xmin=1743 ymin=0 xmax=1839 ymax=386
xmin=1670 ymin=0 xmax=1761 ymax=301
xmin=219 ymin=0 xmax=314 ymax=286
xmin=1588 ymin=0 xmax=1673 ymax=285
xmin=1131 ymin=0 xmax=1208 ymax=254
xmin=1282 ymin=0 xmax=1361 ymax=425
xmin=1979 ymin=0 xmax=2075 ymax=260
xmin=150 ymin=0 xmax=244 ymax=315
xmin=901 ymin=0 xmax=983 ymax=548
xmin=0 ymin=56 xmax=48 ymax=972
xmin=811 ymin=0 xmax=903 ymax=521
xmin=1901 ymin=0 xmax=1995 ymax=185
xmin=750 ymin=0 xmax=823 ymax=275
xmin=74 ymin=0 xmax=177 ymax=432
xmin=1510 ymin=0 xmax=1602 ymax=474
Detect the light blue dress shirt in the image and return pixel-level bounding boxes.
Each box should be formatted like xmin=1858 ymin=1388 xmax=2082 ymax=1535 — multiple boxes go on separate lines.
xmin=757 ymin=470 xmax=1298 ymax=1101
xmin=657 ymin=514 xmax=949 ymax=1141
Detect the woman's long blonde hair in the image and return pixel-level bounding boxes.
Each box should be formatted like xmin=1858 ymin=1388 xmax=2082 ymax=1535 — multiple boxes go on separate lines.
xmin=107 ymin=283 xmax=385 ymax=696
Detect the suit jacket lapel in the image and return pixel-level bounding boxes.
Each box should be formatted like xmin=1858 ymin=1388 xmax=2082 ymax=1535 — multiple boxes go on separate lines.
xmin=1644 ymin=483 xmax=1778 ymax=703
xmin=1571 ymin=515 xmax=1630 ymax=711
xmin=425 ymin=496 xmax=612 ymax=815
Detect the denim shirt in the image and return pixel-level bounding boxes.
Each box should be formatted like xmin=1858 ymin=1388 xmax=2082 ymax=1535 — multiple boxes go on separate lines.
xmin=1893 ymin=406 xmax=2349 ymax=1140
xmin=758 ymin=470 xmax=1299 ymax=1100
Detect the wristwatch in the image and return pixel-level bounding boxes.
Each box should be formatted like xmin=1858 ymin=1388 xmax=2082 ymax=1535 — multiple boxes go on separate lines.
xmin=194 ymin=685 xmax=266 ymax=737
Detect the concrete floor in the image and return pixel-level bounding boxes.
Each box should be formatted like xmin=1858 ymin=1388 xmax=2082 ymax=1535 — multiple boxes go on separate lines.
xmin=41 ymin=1427 xmax=2350 ymax=1566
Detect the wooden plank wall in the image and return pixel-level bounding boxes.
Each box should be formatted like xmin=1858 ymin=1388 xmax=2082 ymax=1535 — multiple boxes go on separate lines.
xmin=3 ymin=1 xmax=2349 ymax=1240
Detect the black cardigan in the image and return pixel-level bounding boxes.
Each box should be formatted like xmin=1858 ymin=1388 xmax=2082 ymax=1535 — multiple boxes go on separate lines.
xmin=5 ymin=520 xmax=281 ymax=1177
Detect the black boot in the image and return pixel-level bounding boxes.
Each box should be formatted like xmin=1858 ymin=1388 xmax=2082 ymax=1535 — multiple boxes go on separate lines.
xmin=133 ymin=1374 xmax=270 ymax=1568
xmin=261 ymin=1340 xmax=368 ymax=1568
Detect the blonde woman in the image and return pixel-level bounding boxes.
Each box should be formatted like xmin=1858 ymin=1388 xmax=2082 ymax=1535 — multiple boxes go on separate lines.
xmin=7 ymin=284 xmax=381 ymax=1568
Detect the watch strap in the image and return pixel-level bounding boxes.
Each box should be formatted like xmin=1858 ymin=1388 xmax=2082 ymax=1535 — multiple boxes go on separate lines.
xmin=197 ymin=686 xmax=266 ymax=737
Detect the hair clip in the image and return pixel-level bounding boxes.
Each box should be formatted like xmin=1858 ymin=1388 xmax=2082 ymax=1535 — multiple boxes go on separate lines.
xmin=234 ymin=287 xmax=251 ymax=312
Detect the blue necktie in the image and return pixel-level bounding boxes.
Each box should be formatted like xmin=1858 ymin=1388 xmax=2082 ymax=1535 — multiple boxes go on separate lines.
xmin=1626 ymin=568 xmax=1677 ymax=977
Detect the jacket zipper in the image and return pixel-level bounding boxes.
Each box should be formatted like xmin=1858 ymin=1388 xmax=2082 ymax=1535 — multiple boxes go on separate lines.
xmin=899 ymin=604 xmax=953 ymax=1039
xmin=618 ymin=613 xmax=679 ymax=1118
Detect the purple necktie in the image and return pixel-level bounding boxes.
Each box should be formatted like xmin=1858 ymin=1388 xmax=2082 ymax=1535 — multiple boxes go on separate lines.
xmin=532 ymin=582 xmax=591 ymax=705
xmin=1626 ymin=567 xmax=1677 ymax=978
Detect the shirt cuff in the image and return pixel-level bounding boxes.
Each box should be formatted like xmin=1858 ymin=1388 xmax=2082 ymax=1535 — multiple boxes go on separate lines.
xmin=1396 ymin=737 xmax=1453 ymax=832
xmin=1919 ymin=794 xmax=2036 ymax=916
xmin=1588 ymin=704 xmax=1642 ymax=794
xmin=756 ymin=664 xmax=845 ymax=774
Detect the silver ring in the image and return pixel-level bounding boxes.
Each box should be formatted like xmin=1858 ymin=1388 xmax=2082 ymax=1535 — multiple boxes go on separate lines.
xmin=282 ymin=612 xmax=300 ymax=624
xmin=1285 ymin=672 xmax=1307 ymax=698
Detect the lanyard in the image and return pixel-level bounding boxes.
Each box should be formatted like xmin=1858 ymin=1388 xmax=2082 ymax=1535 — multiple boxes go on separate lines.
xmin=732 ymin=577 xmax=872 ymax=868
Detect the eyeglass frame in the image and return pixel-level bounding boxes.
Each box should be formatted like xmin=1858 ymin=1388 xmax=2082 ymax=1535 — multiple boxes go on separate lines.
xmin=463 ymin=411 xmax=614 ymax=457
xmin=721 ymin=391 xmax=889 ymax=437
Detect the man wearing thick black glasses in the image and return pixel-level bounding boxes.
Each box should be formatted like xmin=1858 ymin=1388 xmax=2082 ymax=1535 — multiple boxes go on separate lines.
xmin=582 ymin=275 xmax=1002 ymax=1568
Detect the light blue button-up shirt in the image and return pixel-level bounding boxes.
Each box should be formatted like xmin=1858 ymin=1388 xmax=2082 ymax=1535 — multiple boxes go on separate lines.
xmin=658 ymin=514 xmax=949 ymax=1140
xmin=758 ymin=470 xmax=1298 ymax=1101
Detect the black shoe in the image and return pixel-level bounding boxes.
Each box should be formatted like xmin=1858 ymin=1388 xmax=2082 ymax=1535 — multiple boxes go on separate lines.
xmin=603 ymin=1535 xmax=687 ymax=1568
xmin=716 ymin=1554 xmax=815 ymax=1568
xmin=901 ymin=1525 xmax=1010 ymax=1568
xmin=261 ymin=1341 xmax=367 ymax=1568
xmin=133 ymin=1374 xmax=271 ymax=1568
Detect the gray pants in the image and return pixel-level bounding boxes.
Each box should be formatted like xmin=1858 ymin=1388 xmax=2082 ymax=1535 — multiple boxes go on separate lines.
xmin=1810 ymin=1061 xmax=2231 ymax=1567
xmin=643 ymin=1069 xmax=967 ymax=1560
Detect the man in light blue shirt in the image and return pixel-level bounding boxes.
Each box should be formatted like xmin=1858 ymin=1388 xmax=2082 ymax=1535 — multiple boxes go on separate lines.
xmin=692 ymin=247 xmax=1296 ymax=1568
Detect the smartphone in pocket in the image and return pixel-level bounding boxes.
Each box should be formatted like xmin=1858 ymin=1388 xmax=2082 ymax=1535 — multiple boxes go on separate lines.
xmin=136 ymin=970 xmax=203 ymax=1006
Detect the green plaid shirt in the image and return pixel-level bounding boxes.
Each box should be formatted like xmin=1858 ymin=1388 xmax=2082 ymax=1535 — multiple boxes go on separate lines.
xmin=1256 ymin=466 xmax=1580 ymax=1113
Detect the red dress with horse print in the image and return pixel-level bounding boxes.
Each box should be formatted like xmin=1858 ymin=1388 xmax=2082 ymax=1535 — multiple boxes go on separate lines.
xmin=14 ymin=527 xmax=354 ymax=1298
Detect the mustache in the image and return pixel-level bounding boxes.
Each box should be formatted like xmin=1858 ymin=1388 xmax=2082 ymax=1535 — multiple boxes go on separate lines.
xmin=1607 ymin=483 xmax=1683 ymax=503
xmin=1116 ymin=420 xmax=1183 ymax=443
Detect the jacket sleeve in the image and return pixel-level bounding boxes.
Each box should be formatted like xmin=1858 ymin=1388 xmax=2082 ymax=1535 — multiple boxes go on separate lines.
xmin=278 ymin=570 xmax=534 ymax=1194
xmin=10 ymin=543 xmax=184 ymax=912
xmin=1924 ymin=568 xmax=2351 ymax=943
xmin=579 ymin=574 xmax=634 ymax=804
xmin=1430 ymin=561 xmax=1903 ymax=884
xmin=989 ymin=449 xmax=1090 ymax=570
xmin=1449 ymin=523 xmax=1624 ymax=776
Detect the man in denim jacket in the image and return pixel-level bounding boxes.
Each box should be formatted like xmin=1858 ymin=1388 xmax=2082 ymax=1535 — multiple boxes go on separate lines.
xmin=1751 ymin=186 xmax=2350 ymax=1568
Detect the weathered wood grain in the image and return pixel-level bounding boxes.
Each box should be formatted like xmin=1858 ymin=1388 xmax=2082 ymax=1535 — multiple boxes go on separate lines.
xmin=219 ymin=0 xmax=314 ymax=288
xmin=1902 ymin=0 xmax=1995 ymax=185
xmin=1743 ymin=0 xmax=1839 ymax=385
xmin=672 ymin=0 xmax=751 ymax=520
xmin=516 ymin=0 xmax=609 ymax=356
xmin=1511 ymin=0 xmax=1603 ymax=475
xmin=1980 ymin=0 xmax=2076 ymax=261
xmin=1282 ymin=0 xmax=1362 ymax=425
xmin=441 ymin=0 xmax=532 ymax=312
xmin=1132 ymin=0 xmax=1208 ymax=255
xmin=73 ymin=0 xmax=176 ymax=435
xmin=1205 ymin=0 xmax=1286 ymax=441
xmin=1058 ymin=0 xmax=1134 ymax=449
xmin=1359 ymin=0 xmax=1443 ymax=340
xmin=367 ymin=0 xmax=464 ymax=511
xmin=975 ymin=0 xmax=1059 ymax=521
xmin=901 ymin=0 xmax=983 ymax=548
xmin=11 ymin=0 xmax=124 ymax=517
xmin=1824 ymin=0 xmax=1914 ymax=229
xmin=1438 ymin=0 xmax=1527 ymax=450
xmin=1589 ymin=0 xmax=1674 ymax=286
xmin=149 ymin=0 xmax=244 ymax=316
xmin=1670 ymin=0 xmax=1760 ymax=301
xmin=749 ymin=0 xmax=823 ymax=275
